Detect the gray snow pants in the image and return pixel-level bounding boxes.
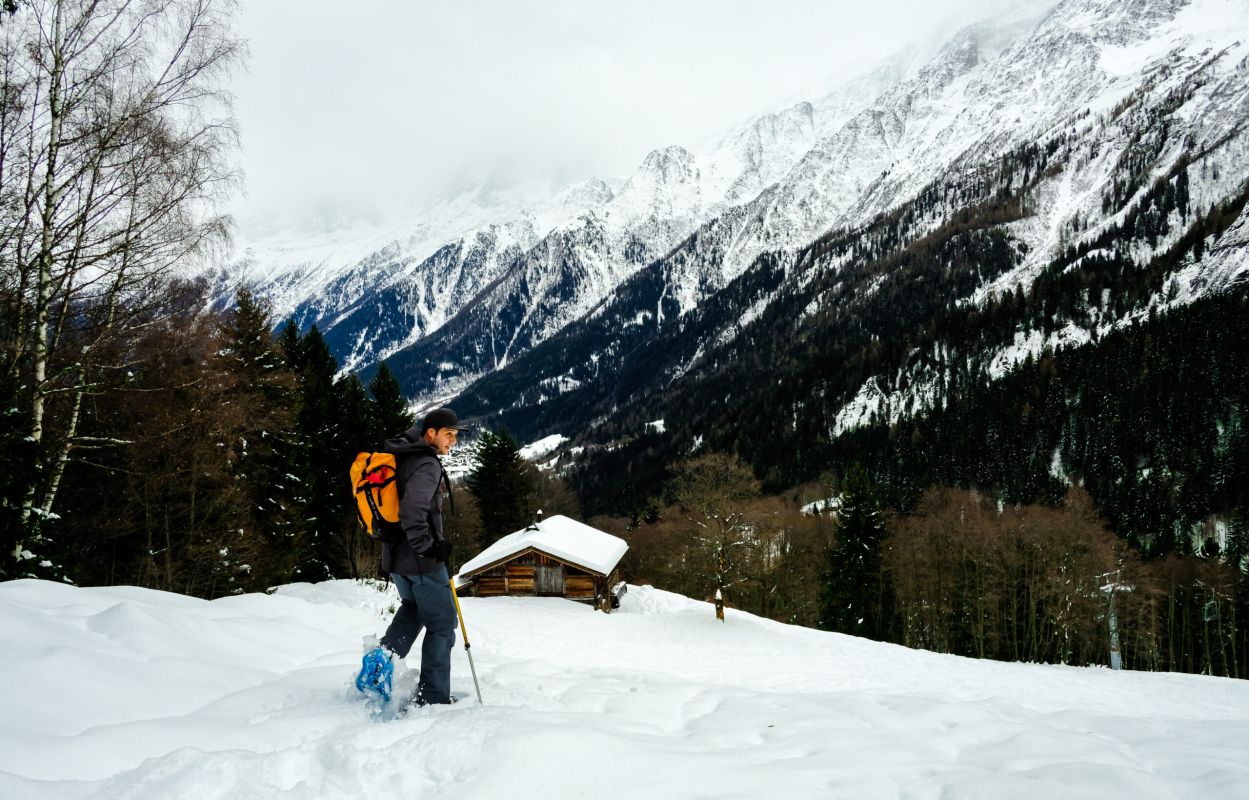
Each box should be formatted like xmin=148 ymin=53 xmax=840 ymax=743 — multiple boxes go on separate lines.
xmin=379 ymin=565 xmax=457 ymax=704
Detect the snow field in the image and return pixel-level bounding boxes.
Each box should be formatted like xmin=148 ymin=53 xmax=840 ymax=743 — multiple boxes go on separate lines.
xmin=0 ymin=579 xmax=1244 ymax=799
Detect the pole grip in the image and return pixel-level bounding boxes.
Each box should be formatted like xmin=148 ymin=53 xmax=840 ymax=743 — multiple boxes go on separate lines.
xmin=449 ymin=577 xmax=472 ymax=647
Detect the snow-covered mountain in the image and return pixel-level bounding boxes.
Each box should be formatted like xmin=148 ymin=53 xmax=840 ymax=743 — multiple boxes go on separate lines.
xmin=676 ymin=0 xmax=1246 ymax=304
xmin=443 ymin=0 xmax=1244 ymax=453
xmin=1 ymin=578 xmax=1244 ymax=798
xmin=217 ymin=179 xmax=617 ymax=374
xmin=217 ymin=20 xmax=905 ymax=389
xmin=223 ymin=0 xmax=1246 ymax=438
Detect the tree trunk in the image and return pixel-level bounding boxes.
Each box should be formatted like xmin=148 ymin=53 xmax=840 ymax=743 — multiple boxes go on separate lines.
xmin=39 ymin=375 xmax=82 ymax=516
xmin=16 ymin=0 xmax=65 ymax=558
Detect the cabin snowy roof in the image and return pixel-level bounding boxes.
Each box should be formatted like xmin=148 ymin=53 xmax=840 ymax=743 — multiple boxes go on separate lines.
xmin=457 ymin=515 xmax=628 ymax=578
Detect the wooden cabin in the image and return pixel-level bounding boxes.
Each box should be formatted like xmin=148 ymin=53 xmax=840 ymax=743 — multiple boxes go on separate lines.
xmin=454 ymin=514 xmax=628 ymax=612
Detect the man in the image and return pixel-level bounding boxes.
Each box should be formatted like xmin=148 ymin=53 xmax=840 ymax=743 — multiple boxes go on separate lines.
xmin=356 ymin=407 xmax=468 ymax=707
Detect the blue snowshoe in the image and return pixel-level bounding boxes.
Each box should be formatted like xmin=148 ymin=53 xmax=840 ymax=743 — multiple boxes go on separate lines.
xmin=355 ymin=645 xmax=394 ymax=703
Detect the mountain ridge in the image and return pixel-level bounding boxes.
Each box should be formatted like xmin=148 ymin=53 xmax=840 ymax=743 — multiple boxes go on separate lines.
xmin=218 ymin=0 xmax=1246 ymax=529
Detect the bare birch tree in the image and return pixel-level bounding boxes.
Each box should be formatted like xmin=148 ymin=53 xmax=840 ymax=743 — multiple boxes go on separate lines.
xmin=0 ymin=0 xmax=241 ymax=576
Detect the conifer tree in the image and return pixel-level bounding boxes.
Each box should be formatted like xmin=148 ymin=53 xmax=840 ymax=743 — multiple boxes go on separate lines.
xmin=290 ymin=326 xmax=351 ymax=580
xmin=820 ymin=464 xmax=892 ymax=639
xmin=466 ymin=428 xmax=535 ymax=545
xmin=224 ymin=289 xmax=281 ymax=378
xmin=277 ymin=319 xmax=301 ymax=367
xmin=217 ymin=288 xmax=303 ymax=589
xmin=337 ymin=375 xmax=373 ymax=446
xmin=369 ymin=362 xmax=413 ymax=443
xmin=336 ymin=373 xmax=379 ymax=577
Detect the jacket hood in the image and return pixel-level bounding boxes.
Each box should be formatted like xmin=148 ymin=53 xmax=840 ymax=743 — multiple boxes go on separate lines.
xmin=380 ymin=429 xmax=440 ymax=458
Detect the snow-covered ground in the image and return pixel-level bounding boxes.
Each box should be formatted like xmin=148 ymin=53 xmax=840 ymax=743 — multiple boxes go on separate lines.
xmin=0 ymin=579 xmax=1245 ymax=799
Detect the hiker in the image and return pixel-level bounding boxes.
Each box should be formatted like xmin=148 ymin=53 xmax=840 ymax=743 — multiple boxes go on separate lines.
xmin=356 ymin=407 xmax=468 ymax=707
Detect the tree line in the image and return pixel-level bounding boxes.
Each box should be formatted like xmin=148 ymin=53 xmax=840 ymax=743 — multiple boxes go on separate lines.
xmin=3 ymin=280 xmax=406 ymax=592
xmin=3 ymin=276 xmax=581 ymax=595
xmin=609 ymin=453 xmax=1245 ymax=678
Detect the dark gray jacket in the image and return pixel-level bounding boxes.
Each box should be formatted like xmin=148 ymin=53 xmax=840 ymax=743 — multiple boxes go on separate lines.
xmin=378 ymin=428 xmax=449 ymax=576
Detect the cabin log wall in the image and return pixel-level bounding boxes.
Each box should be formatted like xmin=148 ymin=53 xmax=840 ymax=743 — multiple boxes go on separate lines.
xmin=465 ymin=547 xmax=618 ymax=611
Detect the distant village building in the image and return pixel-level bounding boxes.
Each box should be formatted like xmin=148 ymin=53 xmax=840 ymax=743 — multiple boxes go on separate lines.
xmin=454 ymin=514 xmax=628 ymax=612
xmin=801 ymin=494 xmax=842 ymax=516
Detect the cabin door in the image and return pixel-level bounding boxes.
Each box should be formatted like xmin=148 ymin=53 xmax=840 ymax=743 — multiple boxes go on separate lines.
xmin=535 ymin=564 xmax=564 ymax=596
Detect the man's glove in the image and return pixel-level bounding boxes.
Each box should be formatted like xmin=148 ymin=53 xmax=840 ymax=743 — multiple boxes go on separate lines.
xmin=423 ymin=539 xmax=452 ymax=563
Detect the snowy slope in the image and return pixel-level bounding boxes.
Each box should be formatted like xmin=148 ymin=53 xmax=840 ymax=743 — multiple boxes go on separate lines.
xmin=444 ymin=0 xmax=1247 ymax=446
xmin=0 ymin=579 xmax=1245 ymax=799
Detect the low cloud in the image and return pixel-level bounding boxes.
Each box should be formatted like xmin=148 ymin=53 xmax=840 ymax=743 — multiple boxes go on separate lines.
xmin=230 ymin=0 xmax=1029 ymax=236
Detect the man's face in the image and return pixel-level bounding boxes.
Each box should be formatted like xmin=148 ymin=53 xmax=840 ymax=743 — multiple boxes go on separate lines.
xmin=425 ymin=427 xmax=458 ymax=455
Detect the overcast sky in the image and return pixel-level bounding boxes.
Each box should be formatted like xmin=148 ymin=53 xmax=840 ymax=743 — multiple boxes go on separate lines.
xmin=229 ymin=0 xmax=1022 ymax=235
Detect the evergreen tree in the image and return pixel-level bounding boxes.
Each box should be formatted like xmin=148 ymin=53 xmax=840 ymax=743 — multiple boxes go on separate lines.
xmin=466 ymin=428 xmax=536 ymax=545
xmin=218 ymin=288 xmax=303 ymax=589
xmin=336 ymin=373 xmax=379 ymax=577
xmin=276 ymin=319 xmax=301 ymax=367
xmin=224 ymin=289 xmax=281 ymax=376
xmin=369 ymin=361 xmax=413 ymax=443
xmin=820 ymin=464 xmax=891 ymax=640
xmin=290 ymin=326 xmax=352 ymax=580
xmin=337 ymin=374 xmax=374 ymax=449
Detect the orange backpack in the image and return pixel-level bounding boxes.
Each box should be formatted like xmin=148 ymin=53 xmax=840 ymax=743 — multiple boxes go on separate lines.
xmin=350 ymin=452 xmax=406 ymax=545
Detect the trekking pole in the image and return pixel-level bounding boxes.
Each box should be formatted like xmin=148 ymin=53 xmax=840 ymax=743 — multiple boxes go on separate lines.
xmin=448 ymin=576 xmax=484 ymax=704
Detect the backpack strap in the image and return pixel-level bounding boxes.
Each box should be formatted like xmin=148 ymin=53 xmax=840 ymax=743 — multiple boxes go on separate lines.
xmin=418 ymin=455 xmax=455 ymax=538
xmin=390 ymin=433 xmax=414 ymax=500
xmin=361 ymin=476 xmax=391 ymax=529
xmin=440 ymin=465 xmax=455 ymax=519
